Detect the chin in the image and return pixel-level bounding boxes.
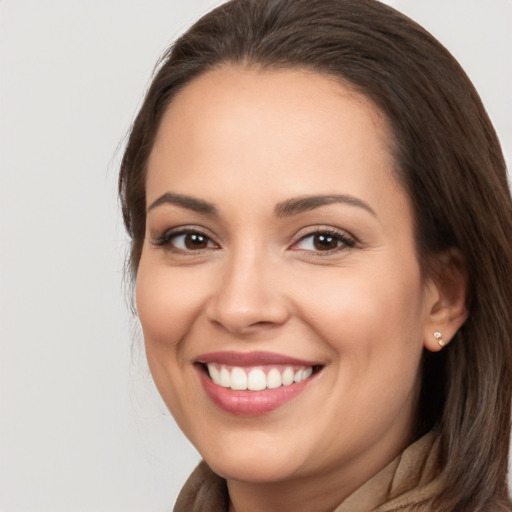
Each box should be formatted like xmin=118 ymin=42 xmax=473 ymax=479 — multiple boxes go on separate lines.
xmin=195 ymin=429 xmax=309 ymax=483
xmin=208 ymin=451 xmax=303 ymax=483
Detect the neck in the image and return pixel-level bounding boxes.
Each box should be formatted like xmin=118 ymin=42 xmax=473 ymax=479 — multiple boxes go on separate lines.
xmin=227 ymin=475 xmax=354 ymax=512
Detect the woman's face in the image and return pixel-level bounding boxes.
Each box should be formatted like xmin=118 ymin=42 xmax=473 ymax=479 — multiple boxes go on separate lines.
xmin=136 ymin=67 xmax=438 ymax=487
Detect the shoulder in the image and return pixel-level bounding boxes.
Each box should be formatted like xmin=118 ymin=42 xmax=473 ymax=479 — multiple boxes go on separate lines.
xmin=174 ymin=461 xmax=228 ymax=512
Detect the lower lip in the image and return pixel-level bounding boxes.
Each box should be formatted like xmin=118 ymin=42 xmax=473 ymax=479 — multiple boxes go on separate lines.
xmin=197 ymin=368 xmax=314 ymax=416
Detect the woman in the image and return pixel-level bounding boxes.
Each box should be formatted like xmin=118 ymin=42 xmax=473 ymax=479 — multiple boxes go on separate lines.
xmin=119 ymin=0 xmax=512 ymax=510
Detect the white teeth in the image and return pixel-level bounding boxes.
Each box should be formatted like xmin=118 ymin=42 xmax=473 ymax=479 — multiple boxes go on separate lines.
xmin=266 ymin=368 xmax=282 ymax=389
xmin=302 ymin=367 xmax=313 ymax=380
xmin=206 ymin=364 xmax=315 ymax=390
xmin=207 ymin=364 xmax=220 ymax=384
xmin=231 ymin=367 xmax=247 ymax=390
xmin=219 ymin=367 xmax=231 ymax=388
xmin=282 ymin=367 xmax=294 ymax=386
xmin=247 ymin=368 xmax=266 ymax=391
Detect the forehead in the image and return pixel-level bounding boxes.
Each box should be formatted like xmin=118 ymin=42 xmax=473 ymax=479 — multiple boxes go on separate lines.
xmin=146 ymin=65 xmax=406 ymax=220
xmin=157 ymin=65 xmax=392 ymax=155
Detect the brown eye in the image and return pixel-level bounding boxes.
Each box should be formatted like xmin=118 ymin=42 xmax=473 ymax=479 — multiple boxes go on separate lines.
xmin=160 ymin=231 xmax=218 ymax=251
xmin=293 ymin=230 xmax=355 ymax=253
xmin=183 ymin=233 xmax=209 ymax=250
xmin=312 ymin=233 xmax=340 ymax=251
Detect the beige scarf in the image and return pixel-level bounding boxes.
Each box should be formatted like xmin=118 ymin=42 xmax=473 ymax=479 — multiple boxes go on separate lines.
xmin=174 ymin=432 xmax=443 ymax=512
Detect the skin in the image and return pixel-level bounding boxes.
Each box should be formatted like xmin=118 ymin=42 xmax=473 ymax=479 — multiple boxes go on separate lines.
xmin=136 ymin=66 xmax=466 ymax=512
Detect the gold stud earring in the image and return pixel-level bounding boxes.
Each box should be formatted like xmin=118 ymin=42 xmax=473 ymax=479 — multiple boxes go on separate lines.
xmin=433 ymin=331 xmax=445 ymax=347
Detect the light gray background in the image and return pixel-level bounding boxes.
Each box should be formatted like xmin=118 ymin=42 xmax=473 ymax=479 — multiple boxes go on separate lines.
xmin=1 ymin=1 xmax=510 ymax=511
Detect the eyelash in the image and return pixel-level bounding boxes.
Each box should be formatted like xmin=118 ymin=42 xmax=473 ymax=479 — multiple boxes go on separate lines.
xmin=151 ymin=227 xmax=356 ymax=254
xmin=151 ymin=228 xmax=218 ymax=252
xmin=291 ymin=228 xmax=356 ymax=254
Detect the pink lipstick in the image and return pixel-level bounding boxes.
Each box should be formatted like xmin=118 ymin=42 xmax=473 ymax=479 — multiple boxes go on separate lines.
xmin=195 ymin=351 xmax=322 ymax=416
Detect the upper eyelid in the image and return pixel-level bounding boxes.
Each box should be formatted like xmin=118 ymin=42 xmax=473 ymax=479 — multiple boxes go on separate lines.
xmin=155 ymin=225 xmax=215 ymax=238
xmin=291 ymin=225 xmax=356 ymax=242
xmin=151 ymin=225 xmax=219 ymax=247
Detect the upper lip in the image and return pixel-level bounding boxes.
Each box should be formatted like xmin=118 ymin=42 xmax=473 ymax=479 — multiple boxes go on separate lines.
xmin=195 ymin=351 xmax=322 ymax=367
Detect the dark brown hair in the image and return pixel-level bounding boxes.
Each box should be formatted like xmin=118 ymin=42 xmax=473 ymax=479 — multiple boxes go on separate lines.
xmin=119 ymin=0 xmax=512 ymax=509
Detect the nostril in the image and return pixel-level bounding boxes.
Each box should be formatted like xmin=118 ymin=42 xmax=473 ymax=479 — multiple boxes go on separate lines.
xmin=250 ymin=320 xmax=280 ymax=328
xmin=208 ymin=315 xmax=288 ymax=335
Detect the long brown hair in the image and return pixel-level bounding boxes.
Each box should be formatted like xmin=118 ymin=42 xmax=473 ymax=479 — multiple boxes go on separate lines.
xmin=119 ymin=1 xmax=512 ymax=509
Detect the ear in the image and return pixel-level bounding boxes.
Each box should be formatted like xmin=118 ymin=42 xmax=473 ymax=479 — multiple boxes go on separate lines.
xmin=423 ymin=249 xmax=468 ymax=352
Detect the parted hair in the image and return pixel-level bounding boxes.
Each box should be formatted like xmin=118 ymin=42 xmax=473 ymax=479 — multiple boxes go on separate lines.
xmin=119 ymin=0 xmax=512 ymax=510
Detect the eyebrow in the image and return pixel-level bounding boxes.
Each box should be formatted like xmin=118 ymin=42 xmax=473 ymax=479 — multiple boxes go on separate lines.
xmin=147 ymin=192 xmax=218 ymax=215
xmin=147 ymin=192 xmax=375 ymax=218
xmin=274 ymin=194 xmax=376 ymax=217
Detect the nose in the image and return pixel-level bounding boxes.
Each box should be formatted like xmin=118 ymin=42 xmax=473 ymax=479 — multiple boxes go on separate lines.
xmin=206 ymin=250 xmax=290 ymax=335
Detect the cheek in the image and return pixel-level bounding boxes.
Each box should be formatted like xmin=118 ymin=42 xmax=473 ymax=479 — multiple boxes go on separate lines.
xmin=304 ymin=266 xmax=425 ymax=432
xmin=135 ymin=261 xmax=207 ymax=350
xmin=135 ymin=260 xmax=210 ymax=424
xmin=298 ymin=265 xmax=424 ymax=340
xmin=291 ymin=259 xmax=426 ymax=391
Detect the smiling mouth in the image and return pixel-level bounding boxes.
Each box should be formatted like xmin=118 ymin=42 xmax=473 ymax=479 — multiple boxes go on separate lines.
xmin=198 ymin=362 xmax=323 ymax=391
xmin=195 ymin=353 xmax=324 ymax=415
